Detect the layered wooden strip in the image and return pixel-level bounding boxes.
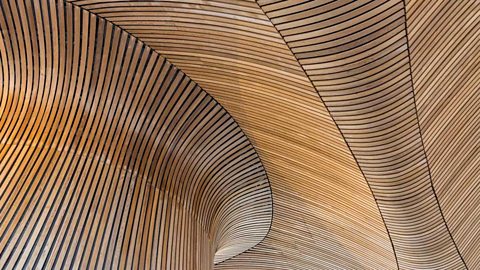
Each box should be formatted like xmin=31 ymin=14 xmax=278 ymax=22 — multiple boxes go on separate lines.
xmin=67 ymin=0 xmax=397 ymax=269
xmin=257 ymin=0 xmax=468 ymax=269
xmin=406 ymin=0 xmax=480 ymax=268
xmin=0 ymin=0 xmax=272 ymax=268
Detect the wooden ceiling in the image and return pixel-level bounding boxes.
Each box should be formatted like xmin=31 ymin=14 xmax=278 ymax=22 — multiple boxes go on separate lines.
xmin=1 ymin=0 xmax=479 ymax=269
xmin=407 ymin=0 xmax=480 ymax=268
xmin=0 ymin=1 xmax=272 ymax=268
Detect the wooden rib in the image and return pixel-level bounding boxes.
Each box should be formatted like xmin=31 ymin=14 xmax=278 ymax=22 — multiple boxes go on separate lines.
xmin=0 ymin=1 xmax=272 ymax=269
xmin=256 ymin=0 xmax=468 ymax=269
xmin=406 ymin=0 xmax=480 ymax=268
xmin=67 ymin=0 xmax=397 ymax=269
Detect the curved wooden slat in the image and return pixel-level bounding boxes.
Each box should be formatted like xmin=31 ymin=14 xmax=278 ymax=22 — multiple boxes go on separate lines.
xmin=0 ymin=1 xmax=272 ymax=268
xmin=257 ymin=0 xmax=468 ymax=269
xmin=406 ymin=0 xmax=480 ymax=268
xmin=4 ymin=0 xmax=477 ymax=269
xmin=67 ymin=0 xmax=397 ymax=269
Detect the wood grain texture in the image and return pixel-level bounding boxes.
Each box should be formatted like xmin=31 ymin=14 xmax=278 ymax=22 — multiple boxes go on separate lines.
xmin=3 ymin=0 xmax=478 ymax=269
xmin=257 ymin=0 xmax=469 ymax=269
xmin=66 ymin=0 xmax=397 ymax=269
xmin=406 ymin=0 xmax=480 ymax=268
xmin=0 ymin=1 xmax=272 ymax=268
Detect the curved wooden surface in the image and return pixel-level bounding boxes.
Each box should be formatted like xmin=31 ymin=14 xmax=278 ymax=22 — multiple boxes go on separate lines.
xmin=1 ymin=0 xmax=479 ymax=269
xmin=67 ymin=0 xmax=396 ymax=269
xmin=258 ymin=0 xmax=468 ymax=269
xmin=0 ymin=1 xmax=272 ymax=269
xmin=406 ymin=0 xmax=480 ymax=268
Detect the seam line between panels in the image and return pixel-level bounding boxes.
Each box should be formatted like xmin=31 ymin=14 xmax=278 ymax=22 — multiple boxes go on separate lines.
xmin=63 ymin=0 xmax=275 ymax=265
xmin=253 ymin=1 xmax=401 ymax=269
xmin=401 ymin=1 xmax=468 ymax=268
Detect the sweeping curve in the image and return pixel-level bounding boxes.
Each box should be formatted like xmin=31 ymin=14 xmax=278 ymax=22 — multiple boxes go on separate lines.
xmin=2 ymin=0 xmax=479 ymax=269
xmin=0 ymin=1 xmax=272 ymax=268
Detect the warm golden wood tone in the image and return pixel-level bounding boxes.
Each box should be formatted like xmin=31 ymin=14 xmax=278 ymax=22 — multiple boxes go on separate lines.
xmin=1 ymin=0 xmax=479 ymax=269
xmin=258 ymin=0 xmax=470 ymax=269
xmin=67 ymin=0 xmax=396 ymax=269
xmin=0 ymin=1 xmax=272 ymax=269
xmin=407 ymin=0 xmax=480 ymax=268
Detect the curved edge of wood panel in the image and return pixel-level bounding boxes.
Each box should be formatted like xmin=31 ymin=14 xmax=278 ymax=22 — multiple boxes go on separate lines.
xmin=0 ymin=0 xmax=273 ymax=267
xmin=63 ymin=0 xmax=398 ymax=269
xmin=257 ymin=0 xmax=467 ymax=269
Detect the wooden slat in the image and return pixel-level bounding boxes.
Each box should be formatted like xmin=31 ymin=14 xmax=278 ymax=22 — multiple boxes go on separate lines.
xmin=257 ymin=0 xmax=468 ymax=269
xmin=0 ymin=1 xmax=272 ymax=269
xmin=406 ymin=0 xmax=480 ymax=268
xmin=66 ymin=0 xmax=397 ymax=269
xmin=5 ymin=0 xmax=477 ymax=269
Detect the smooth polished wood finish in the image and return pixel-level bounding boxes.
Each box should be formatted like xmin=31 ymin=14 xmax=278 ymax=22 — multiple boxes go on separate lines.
xmin=407 ymin=0 xmax=480 ymax=268
xmin=0 ymin=1 xmax=272 ymax=269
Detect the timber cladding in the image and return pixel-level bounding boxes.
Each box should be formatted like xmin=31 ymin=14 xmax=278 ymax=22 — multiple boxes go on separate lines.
xmin=0 ymin=1 xmax=272 ymax=269
xmin=1 ymin=0 xmax=479 ymax=269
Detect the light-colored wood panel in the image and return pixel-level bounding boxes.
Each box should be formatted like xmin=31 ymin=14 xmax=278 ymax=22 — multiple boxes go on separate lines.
xmin=406 ymin=0 xmax=480 ymax=268
xmin=258 ymin=0 xmax=469 ymax=269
